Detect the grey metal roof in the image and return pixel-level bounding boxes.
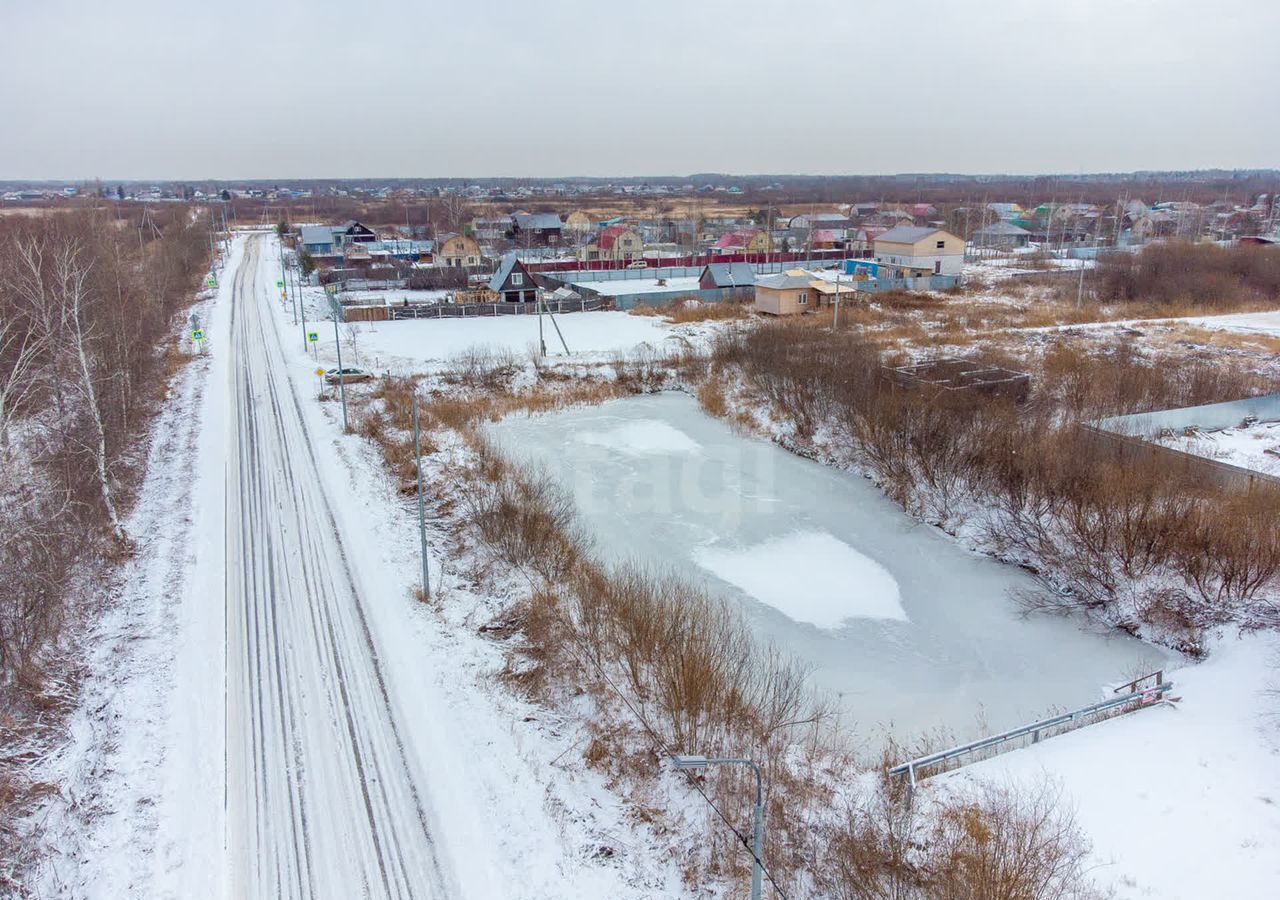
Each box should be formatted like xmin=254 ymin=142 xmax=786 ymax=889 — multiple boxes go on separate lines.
xmin=701 ymin=262 xmax=755 ymax=287
xmin=488 ymin=253 xmax=529 ymax=292
xmin=300 ymin=224 xmax=340 ymax=246
xmin=513 ymin=213 xmax=563 ymax=230
xmin=756 ymin=272 xmax=815 ymax=290
xmin=874 ymin=225 xmax=944 ymax=244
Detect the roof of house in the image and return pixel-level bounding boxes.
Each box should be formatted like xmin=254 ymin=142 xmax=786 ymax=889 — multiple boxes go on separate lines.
xmin=513 ymin=213 xmax=563 ymax=230
xmin=712 ymin=229 xmax=762 ymax=250
xmin=756 ymin=270 xmax=816 ymax=290
xmin=700 ymin=262 xmax=756 ymax=287
xmin=299 ymin=225 xmax=339 ymax=246
xmin=438 ymin=231 xmax=476 ymax=247
xmin=595 ymin=224 xmax=636 ymax=250
xmin=974 ymin=222 xmax=1032 ymax=236
xmin=488 ymin=253 xmax=530 ymax=292
xmin=875 ymin=225 xmax=946 ymax=244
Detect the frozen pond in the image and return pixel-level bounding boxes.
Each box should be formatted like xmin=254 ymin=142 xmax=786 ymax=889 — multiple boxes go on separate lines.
xmin=486 ymin=393 xmax=1171 ymax=741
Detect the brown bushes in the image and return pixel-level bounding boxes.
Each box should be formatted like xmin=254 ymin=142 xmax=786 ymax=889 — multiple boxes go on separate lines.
xmin=1093 ymin=241 xmax=1280 ymax=310
xmin=630 ymin=295 xmax=753 ymax=324
xmin=816 ymin=779 xmax=1100 ymax=900
xmin=708 ymin=322 xmax=1280 ymax=640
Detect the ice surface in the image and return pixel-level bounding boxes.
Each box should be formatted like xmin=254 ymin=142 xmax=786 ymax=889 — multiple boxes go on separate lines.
xmin=487 ymin=393 xmax=1171 ymax=740
xmin=694 ymin=531 xmax=907 ymax=627
xmin=578 ymin=419 xmax=701 ymax=455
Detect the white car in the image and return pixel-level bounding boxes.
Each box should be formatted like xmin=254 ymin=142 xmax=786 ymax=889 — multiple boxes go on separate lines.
xmin=324 ymin=366 xmax=373 ymax=385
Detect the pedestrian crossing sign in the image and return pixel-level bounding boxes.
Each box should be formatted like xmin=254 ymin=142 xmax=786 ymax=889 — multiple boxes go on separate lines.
xmin=191 ymin=329 xmax=205 ymax=341
xmin=276 ymin=279 xmax=284 ymax=289
xmin=307 ymin=331 xmax=319 ymax=343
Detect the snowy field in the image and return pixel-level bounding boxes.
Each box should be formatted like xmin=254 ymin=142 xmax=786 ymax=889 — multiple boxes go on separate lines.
xmin=1155 ymin=420 xmax=1280 ymax=477
xmin=346 ymin=310 xmax=681 ymax=370
xmin=948 ymin=632 xmax=1280 ymax=900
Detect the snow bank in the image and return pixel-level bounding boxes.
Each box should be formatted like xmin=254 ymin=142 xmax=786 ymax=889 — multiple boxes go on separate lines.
xmin=947 ymin=633 xmax=1280 ymax=900
xmin=694 ymin=530 xmax=908 ymax=628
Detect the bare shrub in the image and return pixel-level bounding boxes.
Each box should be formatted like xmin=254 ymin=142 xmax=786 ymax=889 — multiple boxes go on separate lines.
xmin=1094 ymin=241 xmax=1280 ymax=311
xmin=707 ymin=319 xmax=1280 ymax=635
xmin=815 ymin=778 xmax=1101 ymax=900
xmin=444 ymin=345 xmax=521 ymax=389
xmin=923 ymin=781 xmax=1100 ymax=900
xmin=461 ymin=441 xmax=588 ymax=583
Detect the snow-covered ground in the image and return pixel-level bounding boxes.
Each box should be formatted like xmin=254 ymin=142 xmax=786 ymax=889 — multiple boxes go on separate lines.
xmin=964 ymin=254 xmax=1090 ymax=281
xmin=568 ymin=275 xmax=702 ymax=297
xmin=351 ymin=311 xmax=681 ymax=370
xmin=31 ymin=234 xmax=705 ymax=899
xmin=1155 ymin=421 xmax=1280 ymax=477
xmin=945 ymin=632 xmax=1280 ymax=900
xmin=342 ymin=288 xmax=451 ymax=305
xmin=1013 ymin=306 xmax=1280 ymax=336
xmin=288 ymin=283 xmax=708 ymax=372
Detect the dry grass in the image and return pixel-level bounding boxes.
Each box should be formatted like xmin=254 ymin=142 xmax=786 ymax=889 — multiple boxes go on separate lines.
xmin=630 ymin=295 xmax=754 ymax=324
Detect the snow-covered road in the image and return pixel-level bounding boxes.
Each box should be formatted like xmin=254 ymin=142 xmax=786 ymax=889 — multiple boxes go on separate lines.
xmin=224 ymin=237 xmax=453 ymax=898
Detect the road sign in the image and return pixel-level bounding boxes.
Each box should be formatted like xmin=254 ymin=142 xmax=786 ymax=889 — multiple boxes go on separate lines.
xmin=307 ymin=331 xmax=319 ymax=343
xmin=191 ymin=329 xmax=205 ymax=341
xmin=314 ymin=367 xmax=325 ymax=377
xmin=206 ymin=276 xmax=217 ymax=288
xmin=276 ymin=279 xmax=284 ymax=289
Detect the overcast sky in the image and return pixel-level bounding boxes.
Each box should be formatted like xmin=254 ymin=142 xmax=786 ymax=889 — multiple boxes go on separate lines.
xmin=2 ymin=0 xmax=1276 ymax=180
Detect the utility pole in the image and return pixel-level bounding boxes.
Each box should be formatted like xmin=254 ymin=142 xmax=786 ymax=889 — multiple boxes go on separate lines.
xmin=331 ymin=294 xmax=349 ymax=432
xmin=537 ymin=291 xmax=547 ymax=357
xmin=832 ymin=271 xmax=842 ymax=329
xmin=1076 ymin=251 xmax=1087 ymax=308
xmin=412 ymin=395 xmax=431 ymax=601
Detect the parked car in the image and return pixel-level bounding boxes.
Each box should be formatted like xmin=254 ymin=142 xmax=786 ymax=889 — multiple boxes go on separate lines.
xmin=324 ymin=366 xmax=373 ymax=384
xmin=626 ymin=260 xmax=648 ymax=269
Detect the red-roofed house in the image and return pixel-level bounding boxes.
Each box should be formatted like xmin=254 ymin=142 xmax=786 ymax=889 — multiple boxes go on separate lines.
xmin=909 ymin=203 xmax=938 ymax=222
xmin=809 ymin=229 xmax=847 ymax=250
xmin=582 ymin=224 xmax=644 ymax=262
xmin=712 ymin=228 xmax=772 ymax=254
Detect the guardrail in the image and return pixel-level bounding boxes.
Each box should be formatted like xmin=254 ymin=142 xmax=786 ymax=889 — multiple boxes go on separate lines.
xmin=889 ymin=672 xmax=1174 ymax=797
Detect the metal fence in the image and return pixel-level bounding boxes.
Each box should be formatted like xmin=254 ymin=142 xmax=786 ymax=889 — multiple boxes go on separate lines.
xmin=889 ymin=671 xmax=1174 ymax=796
xmin=387 ymin=297 xmax=604 ymax=320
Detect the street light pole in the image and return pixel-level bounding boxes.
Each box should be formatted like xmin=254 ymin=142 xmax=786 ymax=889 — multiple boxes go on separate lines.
xmin=673 ymin=755 xmax=765 ymax=900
